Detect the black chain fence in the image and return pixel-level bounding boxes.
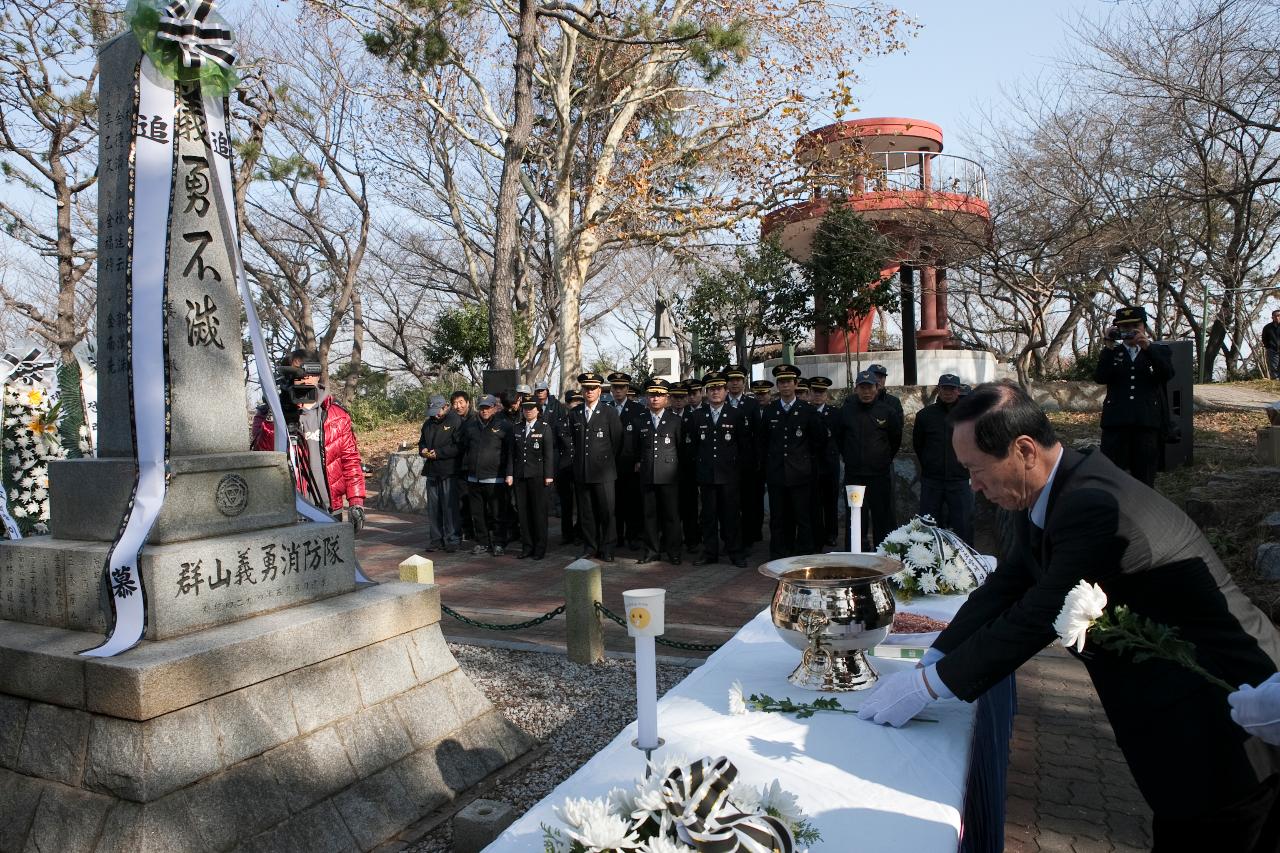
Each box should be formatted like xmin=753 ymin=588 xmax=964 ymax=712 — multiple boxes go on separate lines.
xmin=595 ymin=602 xmax=724 ymax=653
xmin=437 ymin=600 xmax=724 ymax=653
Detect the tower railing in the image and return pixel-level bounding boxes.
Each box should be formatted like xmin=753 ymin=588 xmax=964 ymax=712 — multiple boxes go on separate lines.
xmin=809 ymin=151 xmax=989 ymax=204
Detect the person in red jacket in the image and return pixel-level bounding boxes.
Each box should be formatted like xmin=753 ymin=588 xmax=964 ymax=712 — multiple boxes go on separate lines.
xmin=251 ymin=349 xmax=367 ymax=532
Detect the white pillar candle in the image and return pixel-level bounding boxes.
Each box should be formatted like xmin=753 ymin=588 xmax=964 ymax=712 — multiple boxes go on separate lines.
xmin=623 ymin=588 xmax=666 ymax=751
xmin=846 ymin=485 xmax=866 ymax=553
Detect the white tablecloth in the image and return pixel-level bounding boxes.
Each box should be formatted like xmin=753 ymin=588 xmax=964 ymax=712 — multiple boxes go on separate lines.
xmin=483 ymin=608 xmax=977 ymax=851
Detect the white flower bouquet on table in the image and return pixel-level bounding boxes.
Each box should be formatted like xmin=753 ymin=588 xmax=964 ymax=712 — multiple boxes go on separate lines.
xmin=542 ymin=755 xmax=820 ymax=852
xmin=2 ymin=383 xmax=66 ymax=538
xmin=876 ymin=515 xmax=988 ymax=598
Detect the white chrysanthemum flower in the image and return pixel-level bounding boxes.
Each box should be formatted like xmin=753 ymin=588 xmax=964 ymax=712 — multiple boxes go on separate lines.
xmin=940 ymin=560 xmax=971 ymax=590
xmin=885 ymin=527 xmax=912 ymax=546
xmin=917 ymin=570 xmax=941 ymax=595
xmin=1054 ymin=580 xmax=1107 ymax=653
xmin=905 ymin=543 xmax=936 ymax=570
xmin=908 ymin=528 xmax=934 ymax=544
xmin=608 ymin=785 xmax=640 ymax=819
xmin=759 ymin=779 xmax=806 ymax=827
xmin=631 ymin=782 xmax=667 ymax=817
xmin=728 ymin=680 xmax=748 ymax=715
xmin=554 ymin=796 xmax=610 ymax=831
xmin=566 ymin=808 xmax=639 ymax=850
xmin=728 ymin=780 xmax=763 ymax=813
xmin=639 ymin=836 xmax=694 ymax=853
xmin=11 ymin=504 xmax=27 ymax=517
xmin=78 ymin=424 xmax=89 ymax=436
xmin=31 ymin=522 xmax=49 ymax=534
xmin=890 ymin=567 xmax=914 ymax=588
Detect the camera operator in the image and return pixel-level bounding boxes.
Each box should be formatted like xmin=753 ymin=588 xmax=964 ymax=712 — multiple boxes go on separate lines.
xmin=1092 ymin=306 xmax=1173 ymax=488
xmin=252 ymin=349 xmax=367 ymax=532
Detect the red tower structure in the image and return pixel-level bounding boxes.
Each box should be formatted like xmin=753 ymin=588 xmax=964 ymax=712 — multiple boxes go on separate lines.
xmin=761 ymin=118 xmax=991 ymax=385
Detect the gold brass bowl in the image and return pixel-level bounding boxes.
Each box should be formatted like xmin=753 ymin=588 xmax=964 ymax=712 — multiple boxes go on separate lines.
xmin=760 ymin=553 xmax=901 ymax=692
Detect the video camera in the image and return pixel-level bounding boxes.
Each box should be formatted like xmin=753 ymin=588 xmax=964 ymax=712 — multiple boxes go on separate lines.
xmin=276 ymin=360 xmax=324 ymax=412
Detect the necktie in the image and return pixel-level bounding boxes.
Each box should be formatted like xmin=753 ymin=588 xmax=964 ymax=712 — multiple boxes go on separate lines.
xmin=712 ymin=408 xmax=719 ymax=425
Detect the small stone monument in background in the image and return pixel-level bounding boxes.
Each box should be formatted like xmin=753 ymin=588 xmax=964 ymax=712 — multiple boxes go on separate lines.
xmin=0 ymin=15 xmax=528 ymax=852
xmin=647 ymin=298 xmax=681 ymax=382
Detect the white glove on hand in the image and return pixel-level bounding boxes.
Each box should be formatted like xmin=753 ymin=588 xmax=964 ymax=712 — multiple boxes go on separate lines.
xmin=857 ymin=667 xmax=936 ymax=728
xmin=1229 ymin=673 xmax=1280 ymax=746
xmin=919 ymin=647 xmax=945 ymax=668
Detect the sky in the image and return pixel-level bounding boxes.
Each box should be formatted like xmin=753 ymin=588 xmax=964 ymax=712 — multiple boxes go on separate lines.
xmin=843 ymin=0 xmax=1116 ymax=161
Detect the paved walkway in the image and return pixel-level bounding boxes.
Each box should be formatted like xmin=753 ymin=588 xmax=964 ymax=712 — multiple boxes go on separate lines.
xmin=355 ymin=507 xmax=1152 ymax=851
xmin=1194 ymin=382 xmax=1278 ymax=411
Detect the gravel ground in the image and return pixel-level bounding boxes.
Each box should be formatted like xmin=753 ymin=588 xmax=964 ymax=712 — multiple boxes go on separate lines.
xmin=404 ymin=643 xmax=694 ymax=852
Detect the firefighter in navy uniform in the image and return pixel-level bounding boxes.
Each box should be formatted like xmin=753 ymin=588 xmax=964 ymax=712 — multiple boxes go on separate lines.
xmin=724 ymin=365 xmax=763 ymax=546
xmin=689 ymin=372 xmax=752 ymax=567
xmin=751 ymin=378 xmax=774 ymax=407
xmin=631 ymin=379 xmax=684 ymax=564
xmin=1092 ymin=306 xmax=1174 ymax=488
xmin=834 ymin=370 xmax=901 ymax=551
xmin=510 ymin=399 xmax=556 ymax=559
xmin=459 ymin=395 xmax=513 ymax=555
xmin=607 ymin=372 xmax=646 ymax=549
xmin=808 ymin=376 xmax=841 ymax=548
xmin=553 ymin=390 xmax=582 ymax=545
xmin=569 ymin=373 xmax=624 ymax=561
xmin=671 ymin=383 xmax=702 ymax=554
xmin=758 ymin=364 xmax=826 ymax=559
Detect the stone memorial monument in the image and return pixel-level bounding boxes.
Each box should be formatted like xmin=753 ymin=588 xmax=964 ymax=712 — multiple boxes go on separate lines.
xmin=0 ymin=10 xmax=529 ymax=851
xmin=647 ymin=299 xmax=681 ymax=382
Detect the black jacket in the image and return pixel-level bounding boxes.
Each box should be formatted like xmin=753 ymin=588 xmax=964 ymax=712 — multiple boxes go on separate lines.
xmin=877 ymin=388 xmax=905 ymax=430
xmin=568 ymin=402 xmax=624 ymax=483
xmin=834 ymin=397 xmax=901 ymax=478
xmin=460 ymin=416 xmax=513 ymax=480
xmin=757 ymin=399 xmax=825 ymax=486
xmin=935 ymin=448 xmax=1280 ymax=813
xmin=1262 ymin=321 xmax=1280 ymax=353
xmin=1093 ymin=343 xmax=1174 ymax=430
xmin=912 ymin=400 xmax=965 ymax=481
xmin=511 ymin=417 xmax=556 ymax=480
xmin=689 ymin=403 xmax=751 ymax=485
xmin=417 ymin=410 xmax=463 ymax=478
xmin=553 ymin=407 xmax=576 ymax=472
xmin=632 ymin=409 xmax=683 ymax=485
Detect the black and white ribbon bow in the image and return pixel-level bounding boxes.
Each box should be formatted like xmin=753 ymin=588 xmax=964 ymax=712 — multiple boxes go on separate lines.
xmin=1 ymin=347 xmax=56 ymax=386
xmin=661 ymin=757 xmax=796 ymax=853
xmin=156 ymin=0 xmax=236 ymax=70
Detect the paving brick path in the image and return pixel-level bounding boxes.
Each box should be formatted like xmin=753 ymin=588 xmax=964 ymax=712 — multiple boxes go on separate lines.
xmin=356 ymin=505 xmax=1154 ymax=850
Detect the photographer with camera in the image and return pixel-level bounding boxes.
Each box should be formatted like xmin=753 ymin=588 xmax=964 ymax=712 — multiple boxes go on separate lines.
xmin=251 ymin=349 xmax=367 ymax=532
xmin=1092 ymin=306 xmax=1173 ymax=488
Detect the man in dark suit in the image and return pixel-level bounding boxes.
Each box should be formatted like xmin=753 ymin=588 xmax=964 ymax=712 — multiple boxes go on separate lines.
xmin=1093 ymin=306 xmax=1174 ymax=488
xmin=912 ymin=373 xmax=974 ymax=544
xmin=833 ymin=369 xmax=901 ymax=550
xmin=631 ymin=379 xmax=683 ymax=564
xmin=510 ymin=399 xmax=556 ymax=559
xmin=417 ymin=395 xmax=463 ymax=552
xmin=808 ymin=376 xmax=841 ymax=548
xmin=689 ymin=372 xmax=751 ymax=567
xmin=569 ymin=372 xmax=623 ymax=561
xmin=607 ymin=371 xmax=646 ymax=549
xmin=724 ymin=364 xmax=763 ymax=546
xmin=857 ymin=381 xmax=1280 ymax=850
xmin=757 ymin=364 xmax=826 ymax=559
xmin=673 ymin=382 xmax=703 ymax=553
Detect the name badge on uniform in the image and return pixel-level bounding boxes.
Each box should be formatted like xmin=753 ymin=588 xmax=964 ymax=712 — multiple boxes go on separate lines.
xmin=533 ymin=441 xmax=540 ymax=449
xmin=664 ymin=436 xmax=671 ymax=445
xmin=597 ymin=430 xmax=604 ymax=438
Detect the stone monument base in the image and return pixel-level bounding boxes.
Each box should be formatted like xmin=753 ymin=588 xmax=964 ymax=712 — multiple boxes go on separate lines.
xmin=0 ymin=582 xmax=533 ymax=852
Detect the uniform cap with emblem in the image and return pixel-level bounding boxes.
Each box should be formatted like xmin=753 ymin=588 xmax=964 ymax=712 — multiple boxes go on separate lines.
xmin=771 ymin=363 xmax=801 ymax=379
xmin=724 ymin=364 xmax=748 ymax=380
xmin=670 ymin=382 xmax=688 ymax=397
xmin=627 ymin=383 xmax=640 ymax=397
xmin=607 ymin=371 xmax=632 ymax=386
xmin=646 ymin=378 xmax=671 ymax=395
xmin=868 ymin=363 xmax=888 ymax=377
xmin=702 ymin=371 xmax=728 ymax=388
xmin=750 ymin=379 xmax=774 ymax=391
xmin=809 ymin=376 xmax=832 ymax=390
xmin=520 ymin=399 xmax=539 ymax=409
xmin=855 ymin=370 xmax=877 ymax=387
xmin=478 ymin=394 xmax=500 ymax=408
xmin=578 ymin=371 xmax=605 ymax=387
xmin=1113 ymin=306 xmax=1148 ymax=326
xmin=796 ymin=377 xmax=811 ymax=390
xmin=567 ymin=390 xmax=584 ymax=403
xmin=428 ymin=394 xmax=447 ymax=411
xmin=937 ymin=373 xmax=962 ymax=387
xmin=686 ymin=377 xmax=704 ymax=391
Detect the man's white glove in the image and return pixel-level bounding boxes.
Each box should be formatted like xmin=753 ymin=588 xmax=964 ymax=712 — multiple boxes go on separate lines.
xmin=920 ymin=647 xmax=945 ymax=668
xmin=1228 ymin=672 xmax=1280 ymax=746
xmin=857 ymin=667 xmax=937 ymax=727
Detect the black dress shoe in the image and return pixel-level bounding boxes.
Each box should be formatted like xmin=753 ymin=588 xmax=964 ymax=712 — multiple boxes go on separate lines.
xmin=732 ymin=556 xmax=748 ymax=568
xmin=517 ymin=551 xmax=532 ymax=559
xmin=600 ymin=552 xmax=615 ymax=563
xmin=532 ymin=552 xmax=546 ymax=561
xmin=668 ymin=555 xmax=682 ymax=565
xmin=693 ymin=555 xmax=718 ymax=566
xmin=635 ymin=552 xmax=655 ymax=565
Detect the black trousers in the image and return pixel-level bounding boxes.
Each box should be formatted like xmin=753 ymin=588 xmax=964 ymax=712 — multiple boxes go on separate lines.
xmin=500 ymin=482 xmax=519 ymax=543
xmin=844 ymin=473 xmax=894 ymax=551
xmin=1101 ymin=426 xmax=1161 ymax=488
xmin=814 ymin=467 xmax=840 ymax=546
xmin=699 ymin=482 xmax=742 ymax=560
xmin=466 ymin=481 xmax=503 ymax=547
xmin=767 ymin=481 xmax=814 ymax=559
xmin=555 ymin=470 xmax=577 ymax=543
xmin=641 ymin=482 xmax=682 ymax=557
xmin=679 ymin=473 xmax=701 ymax=549
xmin=576 ymin=480 xmax=616 ymax=556
xmin=919 ymin=477 xmax=975 ymax=545
xmin=514 ymin=477 xmax=550 ymax=557
xmin=1152 ymin=773 xmax=1280 ymax=852
xmin=615 ymin=470 xmax=642 ymax=546
xmin=741 ymin=475 xmax=765 ymax=545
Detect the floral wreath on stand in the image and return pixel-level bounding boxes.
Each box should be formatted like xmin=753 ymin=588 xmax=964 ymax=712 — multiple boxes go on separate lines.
xmin=876 ymin=515 xmax=988 ymax=598
xmin=2 ymin=383 xmax=67 ymax=537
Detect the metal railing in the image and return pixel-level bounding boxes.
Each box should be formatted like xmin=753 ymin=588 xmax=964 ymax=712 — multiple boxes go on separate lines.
xmin=811 ymin=151 xmax=989 ymax=204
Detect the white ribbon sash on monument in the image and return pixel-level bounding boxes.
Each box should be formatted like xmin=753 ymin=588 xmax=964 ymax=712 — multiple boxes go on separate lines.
xmin=74 ymin=341 xmax=99 ymax=456
xmin=80 ymin=58 xmax=175 ymax=657
xmin=201 ymin=96 xmax=372 ymax=585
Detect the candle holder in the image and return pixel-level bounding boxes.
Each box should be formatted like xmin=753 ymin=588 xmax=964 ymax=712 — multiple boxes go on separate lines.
xmin=623 ymin=588 xmax=665 ymax=757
